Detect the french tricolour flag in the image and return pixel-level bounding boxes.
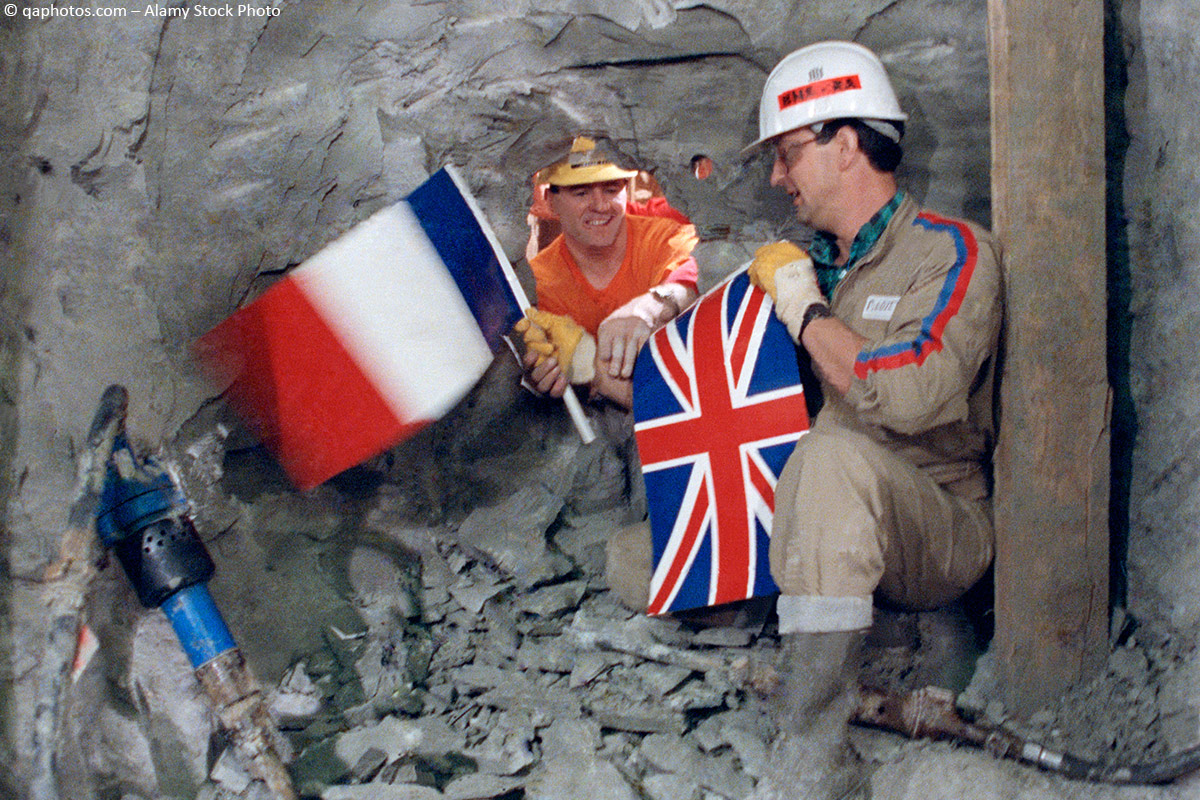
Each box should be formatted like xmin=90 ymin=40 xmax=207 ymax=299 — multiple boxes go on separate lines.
xmin=197 ymin=167 xmax=525 ymax=490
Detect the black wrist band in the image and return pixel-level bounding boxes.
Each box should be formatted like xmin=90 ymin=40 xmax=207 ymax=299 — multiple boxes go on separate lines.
xmin=799 ymin=303 xmax=832 ymax=338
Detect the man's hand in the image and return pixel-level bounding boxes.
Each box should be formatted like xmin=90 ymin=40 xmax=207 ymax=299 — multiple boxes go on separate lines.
xmin=748 ymin=241 xmax=807 ymax=299
xmin=522 ymin=348 xmax=569 ymax=397
xmin=596 ymin=283 xmax=696 ymax=379
xmin=597 ymin=314 xmax=653 ymax=379
xmin=515 ymin=309 xmax=596 ymax=397
xmin=748 ymin=241 xmax=825 ymax=342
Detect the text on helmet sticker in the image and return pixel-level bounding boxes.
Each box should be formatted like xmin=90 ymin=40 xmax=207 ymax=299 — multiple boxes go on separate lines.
xmin=778 ymin=74 xmax=863 ymax=111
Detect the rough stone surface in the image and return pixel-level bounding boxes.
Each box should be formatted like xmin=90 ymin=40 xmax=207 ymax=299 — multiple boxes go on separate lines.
xmin=1125 ymin=0 xmax=1200 ymax=639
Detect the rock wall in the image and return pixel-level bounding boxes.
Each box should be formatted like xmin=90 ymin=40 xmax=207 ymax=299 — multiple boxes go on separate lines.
xmin=14 ymin=0 xmax=1200 ymax=797
xmin=1121 ymin=0 xmax=1200 ymax=751
xmin=1124 ymin=0 xmax=1200 ymax=630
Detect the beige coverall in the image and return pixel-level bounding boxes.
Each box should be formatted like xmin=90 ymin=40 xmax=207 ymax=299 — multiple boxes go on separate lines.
xmin=772 ymin=195 xmax=1003 ymax=634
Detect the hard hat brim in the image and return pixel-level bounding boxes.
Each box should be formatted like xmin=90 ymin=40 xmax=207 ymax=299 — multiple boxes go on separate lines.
xmin=537 ymin=162 xmax=639 ymax=187
xmin=741 ymin=115 xmax=907 ymax=156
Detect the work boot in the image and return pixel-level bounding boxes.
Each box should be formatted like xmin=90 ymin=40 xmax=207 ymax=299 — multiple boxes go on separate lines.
xmin=750 ymin=630 xmax=868 ymax=800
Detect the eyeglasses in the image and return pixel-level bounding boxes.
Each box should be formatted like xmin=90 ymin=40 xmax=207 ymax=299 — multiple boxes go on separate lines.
xmin=774 ymin=137 xmax=820 ymax=170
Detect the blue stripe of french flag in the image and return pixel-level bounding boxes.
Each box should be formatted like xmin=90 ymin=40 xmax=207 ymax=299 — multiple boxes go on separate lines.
xmin=198 ymin=166 xmax=592 ymax=490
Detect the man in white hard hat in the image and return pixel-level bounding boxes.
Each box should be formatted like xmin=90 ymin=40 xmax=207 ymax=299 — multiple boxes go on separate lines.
xmin=744 ymin=42 xmax=1003 ymax=799
xmin=517 ymin=135 xmax=699 ymax=408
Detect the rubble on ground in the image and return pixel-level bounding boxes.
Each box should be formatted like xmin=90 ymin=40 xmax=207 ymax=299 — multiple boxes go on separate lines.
xmin=184 ymin=482 xmax=988 ymax=799
xmin=960 ymin=611 xmax=1200 ymax=770
xmin=97 ymin=387 xmax=1197 ymax=800
xmin=272 ymin=503 xmax=784 ymax=800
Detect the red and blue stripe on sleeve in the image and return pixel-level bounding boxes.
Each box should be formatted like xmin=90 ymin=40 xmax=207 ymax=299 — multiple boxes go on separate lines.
xmin=853 ymin=212 xmax=979 ymax=380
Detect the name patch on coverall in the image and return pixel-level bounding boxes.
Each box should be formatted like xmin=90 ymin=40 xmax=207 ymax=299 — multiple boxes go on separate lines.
xmin=863 ymin=295 xmax=900 ymax=321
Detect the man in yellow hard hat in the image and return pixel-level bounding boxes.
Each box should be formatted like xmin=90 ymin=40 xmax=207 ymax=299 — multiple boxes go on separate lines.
xmin=516 ymin=135 xmax=699 ymax=408
xmin=744 ymin=42 xmax=1003 ymax=800
xmin=512 ymin=135 xmax=701 ymax=612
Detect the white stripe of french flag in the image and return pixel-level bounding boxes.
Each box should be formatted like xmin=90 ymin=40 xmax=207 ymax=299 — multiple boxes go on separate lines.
xmin=197 ymin=167 xmax=526 ymax=490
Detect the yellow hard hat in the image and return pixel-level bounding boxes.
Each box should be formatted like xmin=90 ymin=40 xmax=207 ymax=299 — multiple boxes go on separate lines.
xmin=535 ymin=136 xmax=639 ymax=187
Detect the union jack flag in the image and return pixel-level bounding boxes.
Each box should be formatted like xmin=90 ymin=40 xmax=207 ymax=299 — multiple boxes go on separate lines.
xmin=632 ymin=270 xmax=810 ymax=615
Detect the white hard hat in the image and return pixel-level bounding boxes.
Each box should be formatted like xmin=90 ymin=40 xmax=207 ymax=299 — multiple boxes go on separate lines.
xmin=746 ymin=41 xmax=907 ymax=151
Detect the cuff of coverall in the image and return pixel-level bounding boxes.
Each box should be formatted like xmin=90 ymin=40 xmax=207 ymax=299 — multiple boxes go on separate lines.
xmin=776 ymin=594 xmax=873 ymax=634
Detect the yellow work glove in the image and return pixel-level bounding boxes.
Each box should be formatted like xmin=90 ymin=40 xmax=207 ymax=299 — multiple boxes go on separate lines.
xmin=515 ymin=309 xmax=596 ymax=384
xmin=748 ymin=241 xmax=826 ymax=342
xmin=748 ymin=241 xmax=808 ymax=300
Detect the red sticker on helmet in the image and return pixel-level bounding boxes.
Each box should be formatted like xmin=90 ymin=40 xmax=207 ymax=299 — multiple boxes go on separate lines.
xmin=777 ymin=74 xmax=863 ymax=111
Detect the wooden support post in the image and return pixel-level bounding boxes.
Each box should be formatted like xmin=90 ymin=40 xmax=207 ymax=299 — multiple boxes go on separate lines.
xmin=988 ymin=0 xmax=1110 ymax=714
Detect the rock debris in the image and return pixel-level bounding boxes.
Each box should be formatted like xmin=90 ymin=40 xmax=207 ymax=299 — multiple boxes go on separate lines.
xmin=263 ymin=524 xmax=782 ymax=800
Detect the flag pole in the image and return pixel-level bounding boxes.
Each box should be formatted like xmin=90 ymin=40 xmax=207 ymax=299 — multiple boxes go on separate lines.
xmin=560 ymin=386 xmax=596 ymax=444
xmin=446 ymin=165 xmax=597 ymax=445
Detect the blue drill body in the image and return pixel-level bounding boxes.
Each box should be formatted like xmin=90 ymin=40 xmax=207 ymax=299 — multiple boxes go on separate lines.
xmin=81 ymin=386 xmax=297 ymax=799
xmin=96 ymin=435 xmax=235 ymax=668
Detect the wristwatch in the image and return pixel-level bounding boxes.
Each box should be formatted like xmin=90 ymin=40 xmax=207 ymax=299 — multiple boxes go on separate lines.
xmin=799 ymin=303 xmax=833 ymax=338
xmin=649 ymin=284 xmax=680 ymax=318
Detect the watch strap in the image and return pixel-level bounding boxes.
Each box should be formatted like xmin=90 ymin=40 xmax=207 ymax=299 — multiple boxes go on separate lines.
xmin=799 ymin=303 xmax=833 ymax=338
